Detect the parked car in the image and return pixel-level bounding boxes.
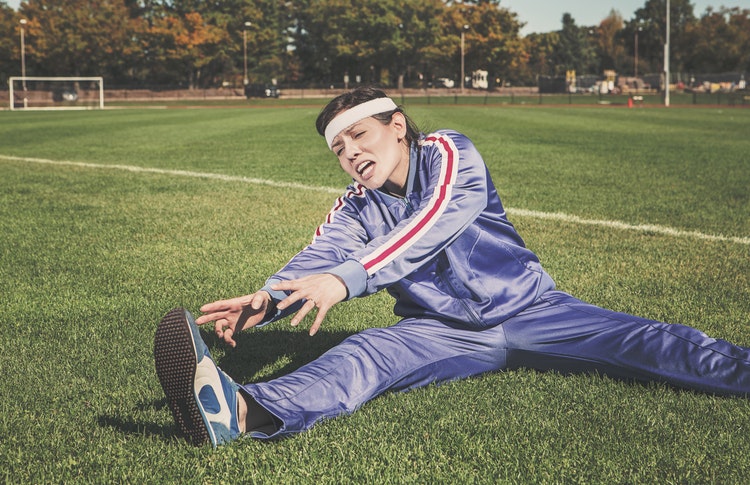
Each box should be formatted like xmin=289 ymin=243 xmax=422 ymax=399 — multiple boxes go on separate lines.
xmin=245 ymin=84 xmax=280 ymax=98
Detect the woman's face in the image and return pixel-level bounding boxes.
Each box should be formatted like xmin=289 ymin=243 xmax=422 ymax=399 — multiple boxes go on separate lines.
xmin=330 ymin=113 xmax=410 ymax=196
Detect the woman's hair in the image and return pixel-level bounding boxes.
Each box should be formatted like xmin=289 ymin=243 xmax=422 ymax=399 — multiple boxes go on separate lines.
xmin=316 ymin=86 xmax=421 ymax=146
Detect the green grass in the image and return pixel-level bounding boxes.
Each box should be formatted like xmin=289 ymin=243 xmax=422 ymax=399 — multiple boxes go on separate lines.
xmin=0 ymin=105 xmax=749 ymax=483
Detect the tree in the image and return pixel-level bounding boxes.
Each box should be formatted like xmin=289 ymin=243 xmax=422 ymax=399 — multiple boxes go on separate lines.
xmin=293 ymin=0 xmax=375 ymax=86
xmin=523 ymin=31 xmax=560 ymax=80
xmin=596 ymin=10 xmax=626 ymax=73
xmin=442 ymin=0 xmax=527 ymax=86
xmin=630 ymin=0 xmax=695 ymax=74
xmin=140 ymin=10 xmax=227 ymax=88
xmin=18 ymin=0 xmax=135 ymax=79
xmin=4 ymin=0 xmax=745 ymax=89
xmin=550 ymin=13 xmax=597 ymax=76
xmin=0 ymin=2 xmax=18 ymax=86
xmin=239 ymin=0 xmax=293 ymax=85
xmin=392 ymin=0 xmax=446 ymax=88
xmin=686 ymin=7 xmax=750 ymax=73
xmin=292 ymin=0 xmax=445 ymax=88
xmin=135 ymin=0 xmax=242 ymax=88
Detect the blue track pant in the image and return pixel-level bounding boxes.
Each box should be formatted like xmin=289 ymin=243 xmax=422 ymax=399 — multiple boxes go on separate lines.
xmin=240 ymin=291 xmax=750 ymax=439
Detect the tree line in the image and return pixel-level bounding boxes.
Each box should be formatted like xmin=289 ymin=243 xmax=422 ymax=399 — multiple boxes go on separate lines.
xmin=1 ymin=0 xmax=748 ymax=90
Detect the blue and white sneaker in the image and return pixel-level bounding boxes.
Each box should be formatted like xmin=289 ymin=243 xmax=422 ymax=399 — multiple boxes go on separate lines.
xmin=154 ymin=308 xmax=242 ymax=447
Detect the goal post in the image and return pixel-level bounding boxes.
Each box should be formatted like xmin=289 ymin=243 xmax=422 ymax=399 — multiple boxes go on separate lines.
xmin=9 ymin=76 xmax=104 ymax=111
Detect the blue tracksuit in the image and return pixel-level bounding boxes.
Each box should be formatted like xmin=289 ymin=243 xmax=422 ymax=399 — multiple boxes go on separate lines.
xmin=239 ymin=130 xmax=750 ymax=439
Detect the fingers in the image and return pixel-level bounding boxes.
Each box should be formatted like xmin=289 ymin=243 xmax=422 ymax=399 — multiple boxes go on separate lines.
xmin=249 ymin=291 xmax=268 ymax=310
xmin=196 ymin=310 xmax=230 ymax=326
xmin=194 ymin=292 xmax=271 ymax=348
xmin=273 ymin=282 xmax=304 ymax=312
xmin=212 ymin=318 xmax=245 ymax=348
xmin=309 ymin=306 xmax=329 ymax=336
xmin=272 ymin=275 xmax=348 ymax=335
xmin=211 ymin=318 xmax=234 ymax=346
xmin=222 ymin=327 xmax=236 ymax=348
xmin=197 ymin=293 xmax=268 ymax=323
xmin=199 ymin=297 xmax=239 ymax=314
xmin=274 ymin=279 xmax=320 ymax=333
xmin=289 ymin=298 xmax=316 ymax=327
xmin=289 ymin=298 xmax=331 ymax=336
xmin=272 ymin=276 xmax=338 ymax=312
xmin=196 ymin=297 xmax=243 ymax=325
xmin=196 ymin=279 xmax=338 ymax=341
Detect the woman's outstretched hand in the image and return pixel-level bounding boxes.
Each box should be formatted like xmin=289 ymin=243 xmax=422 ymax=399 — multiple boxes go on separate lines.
xmin=272 ymin=274 xmax=348 ymax=336
xmin=196 ymin=291 xmax=271 ymax=347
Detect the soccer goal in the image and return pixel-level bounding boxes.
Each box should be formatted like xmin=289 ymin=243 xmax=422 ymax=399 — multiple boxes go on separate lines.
xmin=9 ymin=76 xmax=104 ymax=111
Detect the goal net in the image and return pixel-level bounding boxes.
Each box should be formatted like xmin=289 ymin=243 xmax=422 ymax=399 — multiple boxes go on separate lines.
xmin=9 ymin=76 xmax=104 ymax=111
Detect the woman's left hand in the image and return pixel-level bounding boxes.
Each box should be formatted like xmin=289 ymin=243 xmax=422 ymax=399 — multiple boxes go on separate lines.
xmin=271 ymin=274 xmax=348 ymax=335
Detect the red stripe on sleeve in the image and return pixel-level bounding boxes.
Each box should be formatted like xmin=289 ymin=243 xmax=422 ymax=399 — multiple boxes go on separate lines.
xmin=361 ymin=135 xmax=457 ymax=273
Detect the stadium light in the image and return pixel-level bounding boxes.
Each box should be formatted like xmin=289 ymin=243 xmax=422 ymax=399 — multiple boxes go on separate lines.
xmin=664 ymin=0 xmax=670 ymax=107
xmin=19 ymin=19 xmax=27 ymax=108
xmin=460 ymin=24 xmax=469 ymax=94
xmin=243 ymin=21 xmax=252 ymax=85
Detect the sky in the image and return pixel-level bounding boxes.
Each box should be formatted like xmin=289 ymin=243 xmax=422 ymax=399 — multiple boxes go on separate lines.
xmin=502 ymin=0 xmax=750 ymax=35
xmin=6 ymin=0 xmax=750 ymax=35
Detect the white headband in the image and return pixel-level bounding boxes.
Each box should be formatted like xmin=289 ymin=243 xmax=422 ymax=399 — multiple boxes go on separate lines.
xmin=324 ymin=97 xmax=399 ymax=149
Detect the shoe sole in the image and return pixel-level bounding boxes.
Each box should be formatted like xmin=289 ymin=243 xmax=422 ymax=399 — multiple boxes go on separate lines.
xmin=154 ymin=308 xmax=211 ymax=446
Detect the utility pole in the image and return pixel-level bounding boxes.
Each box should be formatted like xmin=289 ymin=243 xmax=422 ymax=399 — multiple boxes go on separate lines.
xmin=664 ymin=0 xmax=670 ymax=107
xmin=460 ymin=25 xmax=469 ymax=94
xmin=243 ymin=21 xmax=252 ymax=86
xmin=20 ymin=19 xmax=28 ymax=108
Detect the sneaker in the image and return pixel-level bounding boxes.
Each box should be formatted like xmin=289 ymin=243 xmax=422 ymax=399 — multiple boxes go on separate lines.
xmin=154 ymin=307 xmax=241 ymax=447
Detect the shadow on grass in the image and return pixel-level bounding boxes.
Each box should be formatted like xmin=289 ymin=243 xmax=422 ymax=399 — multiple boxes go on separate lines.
xmin=207 ymin=326 xmax=356 ymax=383
xmin=98 ymin=326 xmax=356 ymax=442
xmin=98 ymin=414 xmax=178 ymax=441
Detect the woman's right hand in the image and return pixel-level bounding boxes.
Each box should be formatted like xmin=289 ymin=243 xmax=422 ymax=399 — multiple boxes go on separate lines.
xmin=195 ymin=291 xmax=271 ymax=348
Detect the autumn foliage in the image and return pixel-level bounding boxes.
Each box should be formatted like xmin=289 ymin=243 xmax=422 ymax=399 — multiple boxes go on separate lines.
xmin=1 ymin=0 xmax=748 ymax=89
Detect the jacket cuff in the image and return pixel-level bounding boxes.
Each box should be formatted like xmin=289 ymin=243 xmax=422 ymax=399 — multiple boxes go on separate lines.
xmin=258 ymin=278 xmax=291 ymax=326
xmin=326 ymin=259 xmax=367 ymax=299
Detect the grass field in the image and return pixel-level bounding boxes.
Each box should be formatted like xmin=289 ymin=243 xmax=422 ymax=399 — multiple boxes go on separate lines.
xmin=1 ymin=103 xmax=748 ymax=483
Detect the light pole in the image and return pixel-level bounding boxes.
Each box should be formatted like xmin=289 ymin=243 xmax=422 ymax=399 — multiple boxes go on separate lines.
xmin=460 ymin=24 xmax=469 ymax=94
xmin=634 ymin=25 xmax=642 ymax=78
xmin=20 ymin=18 xmax=27 ymax=107
xmin=664 ymin=0 xmax=670 ymax=107
xmin=243 ymin=21 xmax=252 ymax=85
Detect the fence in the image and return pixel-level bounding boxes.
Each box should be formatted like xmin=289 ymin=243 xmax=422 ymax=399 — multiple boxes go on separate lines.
xmin=1 ymin=87 xmax=749 ymax=108
xmin=391 ymin=90 xmax=750 ymax=108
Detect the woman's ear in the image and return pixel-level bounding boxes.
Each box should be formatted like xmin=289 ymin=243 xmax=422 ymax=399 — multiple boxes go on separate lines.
xmin=390 ymin=112 xmax=408 ymax=140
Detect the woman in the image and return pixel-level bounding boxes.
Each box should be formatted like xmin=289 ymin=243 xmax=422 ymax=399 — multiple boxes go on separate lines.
xmin=154 ymin=87 xmax=750 ymax=448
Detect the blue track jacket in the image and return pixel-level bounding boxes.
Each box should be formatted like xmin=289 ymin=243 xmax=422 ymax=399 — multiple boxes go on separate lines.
xmin=262 ymin=130 xmax=555 ymax=329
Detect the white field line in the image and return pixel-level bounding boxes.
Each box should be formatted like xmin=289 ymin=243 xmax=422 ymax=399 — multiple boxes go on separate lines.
xmin=507 ymin=208 xmax=750 ymax=246
xmin=0 ymin=154 xmax=341 ymax=195
xmin=3 ymin=154 xmax=749 ymax=246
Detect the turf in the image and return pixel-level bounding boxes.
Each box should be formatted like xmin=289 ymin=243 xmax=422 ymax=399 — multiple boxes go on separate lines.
xmin=0 ymin=104 xmax=748 ymax=483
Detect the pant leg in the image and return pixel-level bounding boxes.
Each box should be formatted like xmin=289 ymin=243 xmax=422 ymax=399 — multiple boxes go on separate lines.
xmin=239 ymin=317 xmax=508 ymax=439
xmin=502 ymin=290 xmax=750 ymax=396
